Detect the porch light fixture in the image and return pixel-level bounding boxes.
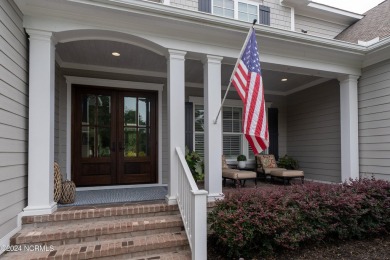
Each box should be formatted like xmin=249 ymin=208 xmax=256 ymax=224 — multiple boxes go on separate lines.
xmin=112 ymin=52 xmax=120 ymax=57
xmin=281 ymin=78 xmax=288 ymax=82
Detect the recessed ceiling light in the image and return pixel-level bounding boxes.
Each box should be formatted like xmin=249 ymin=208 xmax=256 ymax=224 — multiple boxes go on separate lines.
xmin=281 ymin=78 xmax=288 ymax=82
xmin=112 ymin=52 xmax=120 ymax=57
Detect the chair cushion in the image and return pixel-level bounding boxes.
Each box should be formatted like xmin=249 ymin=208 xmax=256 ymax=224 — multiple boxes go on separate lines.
xmin=223 ymin=169 xmax=256 ymax=179
xmin=270 ymin=170 xmax=304 ymax=177
xmin=263 ymin=167 xmax=286 ymax=174
xmin=259 ymin=155 xmax=277 ymax=168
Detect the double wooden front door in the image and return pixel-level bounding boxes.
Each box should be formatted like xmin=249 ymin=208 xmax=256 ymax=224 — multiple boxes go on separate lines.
xmin=72 ymin=86 xmax=157 ymax=186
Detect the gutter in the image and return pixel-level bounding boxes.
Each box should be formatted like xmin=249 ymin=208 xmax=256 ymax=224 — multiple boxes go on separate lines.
xmin=67 ymin=0 xmax=367 ymax=54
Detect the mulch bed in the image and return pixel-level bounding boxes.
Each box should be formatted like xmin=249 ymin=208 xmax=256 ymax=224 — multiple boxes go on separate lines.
xmin=208 ymin=234 xmax=390 ymax=259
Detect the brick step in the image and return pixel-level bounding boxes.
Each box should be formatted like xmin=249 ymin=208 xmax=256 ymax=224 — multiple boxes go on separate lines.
xmin=3 ymin=232 xmax=189 ymax=260
xmin=12 ymin=215 xmax=183 ymax=247
xmin=22 ymin=203 xmax=179 ymax=228
xmin=99 ymin=249 xmax=192 ymax=260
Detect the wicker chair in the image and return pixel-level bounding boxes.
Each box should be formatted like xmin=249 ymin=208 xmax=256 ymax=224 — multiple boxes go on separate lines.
xmin=255 ymin=154 xmax=286 ymax=180
xmin=222 ymin=155 xmax=257 ymax=187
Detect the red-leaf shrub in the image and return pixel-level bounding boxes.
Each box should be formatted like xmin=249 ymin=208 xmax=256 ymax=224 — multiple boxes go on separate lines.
xmin=208 ymin=179 xmax=390 ymax=258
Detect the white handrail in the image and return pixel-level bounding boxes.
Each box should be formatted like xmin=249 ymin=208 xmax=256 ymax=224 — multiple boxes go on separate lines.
xmin=175 ymin=147 xmax=208 ymax=260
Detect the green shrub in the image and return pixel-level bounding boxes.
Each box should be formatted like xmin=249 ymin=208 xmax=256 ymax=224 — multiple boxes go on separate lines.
xmin=185 ymin=147 xmax=204 ymax=181
xmin=208 ymin=178 xmax=390 ymax=258
xmin=237 ymin=154 xmax=247 ymax=161
xmin=277 ymin=154 xmax=299 ymax=169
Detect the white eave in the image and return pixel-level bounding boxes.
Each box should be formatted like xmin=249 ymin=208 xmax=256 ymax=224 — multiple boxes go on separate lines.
xmin=60 ymin=0 xmax=366 ymax=53
xmin=281 ymin=0 xmax=363 ymax=25
xmin=17 ymin=0 xmax=389 ymax=70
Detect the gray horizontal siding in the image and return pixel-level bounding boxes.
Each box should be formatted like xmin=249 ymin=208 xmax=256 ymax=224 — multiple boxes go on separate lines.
xmin=0 ymin=0 xmax=27 ymax=244
xmin=0 ymin=165 xmax=26 ymax=182
xmin=295 ymin=15 xmax=347 ymax=39
xmin=170 ymin=0 xmax=198 ymax=11
xmin=359 ymin=60 xmax=390 ymax=181
xmin=287 ymin=80 xmax=341 ymax=183
xmin=264 ymin=0 xmax=291 ymax=30
xmin=54 ymin=66 xmax=68 ymax=178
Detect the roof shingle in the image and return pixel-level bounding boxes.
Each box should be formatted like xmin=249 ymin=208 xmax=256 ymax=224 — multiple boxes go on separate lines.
xmin=335 ymin=0 xmax=390 ymax=44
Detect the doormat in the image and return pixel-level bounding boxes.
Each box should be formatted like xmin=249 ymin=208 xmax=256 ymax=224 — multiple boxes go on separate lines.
xmin=58 ymin=186 xmax=167 ymax=207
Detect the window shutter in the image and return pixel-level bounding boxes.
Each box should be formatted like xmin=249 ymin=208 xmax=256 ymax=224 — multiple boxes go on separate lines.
xmin=185 ymin=102 xmax=194 ymax=151
xmin=268 ymin=108 xmax=279 ymax=160
xmin=223 ymin=135 xmax=241 ymax=159
xmin=259 ymin=5 xmax=270 ymax=26
xmin=199 ymin=0 xmax=211 ymax=13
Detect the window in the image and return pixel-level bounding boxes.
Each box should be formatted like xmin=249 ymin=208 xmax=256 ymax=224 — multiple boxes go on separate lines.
xmin=213 ymin=0 xmax=234 ymax=18
xmin=194 ymin=105 xmax=205 ymax=158
xmin=193 ymin=103 xmax=261 ymax=160
xmin=238 ymin=2 xmax=258 ymax=23
xmin=211 ymin=0 xmax=270 ymax=25
xmin=223 ymin=107 xmax=242 ymax=159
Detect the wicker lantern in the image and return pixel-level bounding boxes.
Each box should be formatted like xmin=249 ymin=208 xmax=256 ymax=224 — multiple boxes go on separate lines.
xmin=53 ymin=162 xmax=63 ymax=202
xmin=59 ymin=180 xmax=76 ymax=204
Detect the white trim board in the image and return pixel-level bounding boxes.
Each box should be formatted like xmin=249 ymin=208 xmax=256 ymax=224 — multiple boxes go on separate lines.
xmin=60 ymin=62 xmax=167 ymax=78
xmin=0 ymin=213 xmax=23 ymax=255
xmin=76 ymin=184 xmax=168 ymax=191
xmin=64 ymin=76 xmax=164 ymax=188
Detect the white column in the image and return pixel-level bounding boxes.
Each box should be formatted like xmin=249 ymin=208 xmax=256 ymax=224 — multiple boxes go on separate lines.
xmin=23 ymin=29 xmax=57 ymax=216
xmin=166 ymin=49 xmax=186 ymax=205
xmin=202 ymin=55 xmax=223 ymax=201
xmin=339 ymin=75 xmax=360 ymax=182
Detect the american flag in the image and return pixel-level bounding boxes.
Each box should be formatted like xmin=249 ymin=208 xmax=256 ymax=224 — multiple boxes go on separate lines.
xmin=232 ymin=29 xmax=269 ymax=154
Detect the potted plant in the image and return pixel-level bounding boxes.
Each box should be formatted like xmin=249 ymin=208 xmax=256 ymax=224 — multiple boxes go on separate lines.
xmin=185 ymin=147 xmax=204 ymax=182
xmin=237 ymin=154 xmax=247 ymax=169
xmin=277 ymin=154 xmax=299 ymax=170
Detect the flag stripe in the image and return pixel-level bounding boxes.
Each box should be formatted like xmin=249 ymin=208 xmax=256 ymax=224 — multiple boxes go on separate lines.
xmin=230 ymin=28 xmax=269 ymax=155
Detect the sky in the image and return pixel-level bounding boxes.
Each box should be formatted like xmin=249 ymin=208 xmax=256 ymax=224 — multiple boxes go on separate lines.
xmin=313 ymin=0 xmax=385 ymax=14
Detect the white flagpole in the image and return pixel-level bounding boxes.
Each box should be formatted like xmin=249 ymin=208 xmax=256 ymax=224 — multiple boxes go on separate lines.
xmin=213 ymin=20 xmax=257 ymax=124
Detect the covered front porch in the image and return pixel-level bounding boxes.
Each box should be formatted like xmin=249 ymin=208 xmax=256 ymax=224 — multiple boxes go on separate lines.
xmin=20 ymin=0 xmax=361 ymax=217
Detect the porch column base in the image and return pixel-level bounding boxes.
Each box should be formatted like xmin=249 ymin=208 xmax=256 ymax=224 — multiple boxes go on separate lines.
xmin=207 ymin=193 xmax=224 ymax=202
xmin=23 ymin=202 xmax=57 ymax=216
xmin=165 ymin=195 xmax=178 ymax=205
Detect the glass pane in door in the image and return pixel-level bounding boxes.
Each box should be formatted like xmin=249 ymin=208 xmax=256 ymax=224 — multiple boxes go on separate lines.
xmin=81 ymin=126 xmax=95 ymax=158
xmin=138 ymin=98 xmax=150 ymax=126
xmin=138 ymin=128 xmax=150 ymax=157
xmin=97 ymin=95 xmax=111 ymax=126
xmin=124 ymin=97 xmax=137 ymax=126
xmin=123 ymin=96 xmax=152 ymax=158
xmin=98 ymin=127 xmax=111 ymax=157
xmin=82 ymin=95 xmax=96 ymax=125
xmin=80 ymin=94 xmax=111 ymax=158
xmin=124 ymin=128 xmax=137 ymax=157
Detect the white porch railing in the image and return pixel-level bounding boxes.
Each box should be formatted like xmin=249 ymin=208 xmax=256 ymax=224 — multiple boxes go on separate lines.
xmin=175 ymin=147 xmax=208 ymax=260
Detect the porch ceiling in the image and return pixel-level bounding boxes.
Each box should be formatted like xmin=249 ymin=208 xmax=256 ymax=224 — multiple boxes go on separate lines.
xmin=57 ymin=40 xmax=327 ymax=95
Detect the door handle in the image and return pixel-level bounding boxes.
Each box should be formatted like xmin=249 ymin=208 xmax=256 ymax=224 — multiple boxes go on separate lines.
xmin=111 ymin=142 xmax=116 ymax=152
xmin=118 ymin=142 xmax=124 ymax=151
